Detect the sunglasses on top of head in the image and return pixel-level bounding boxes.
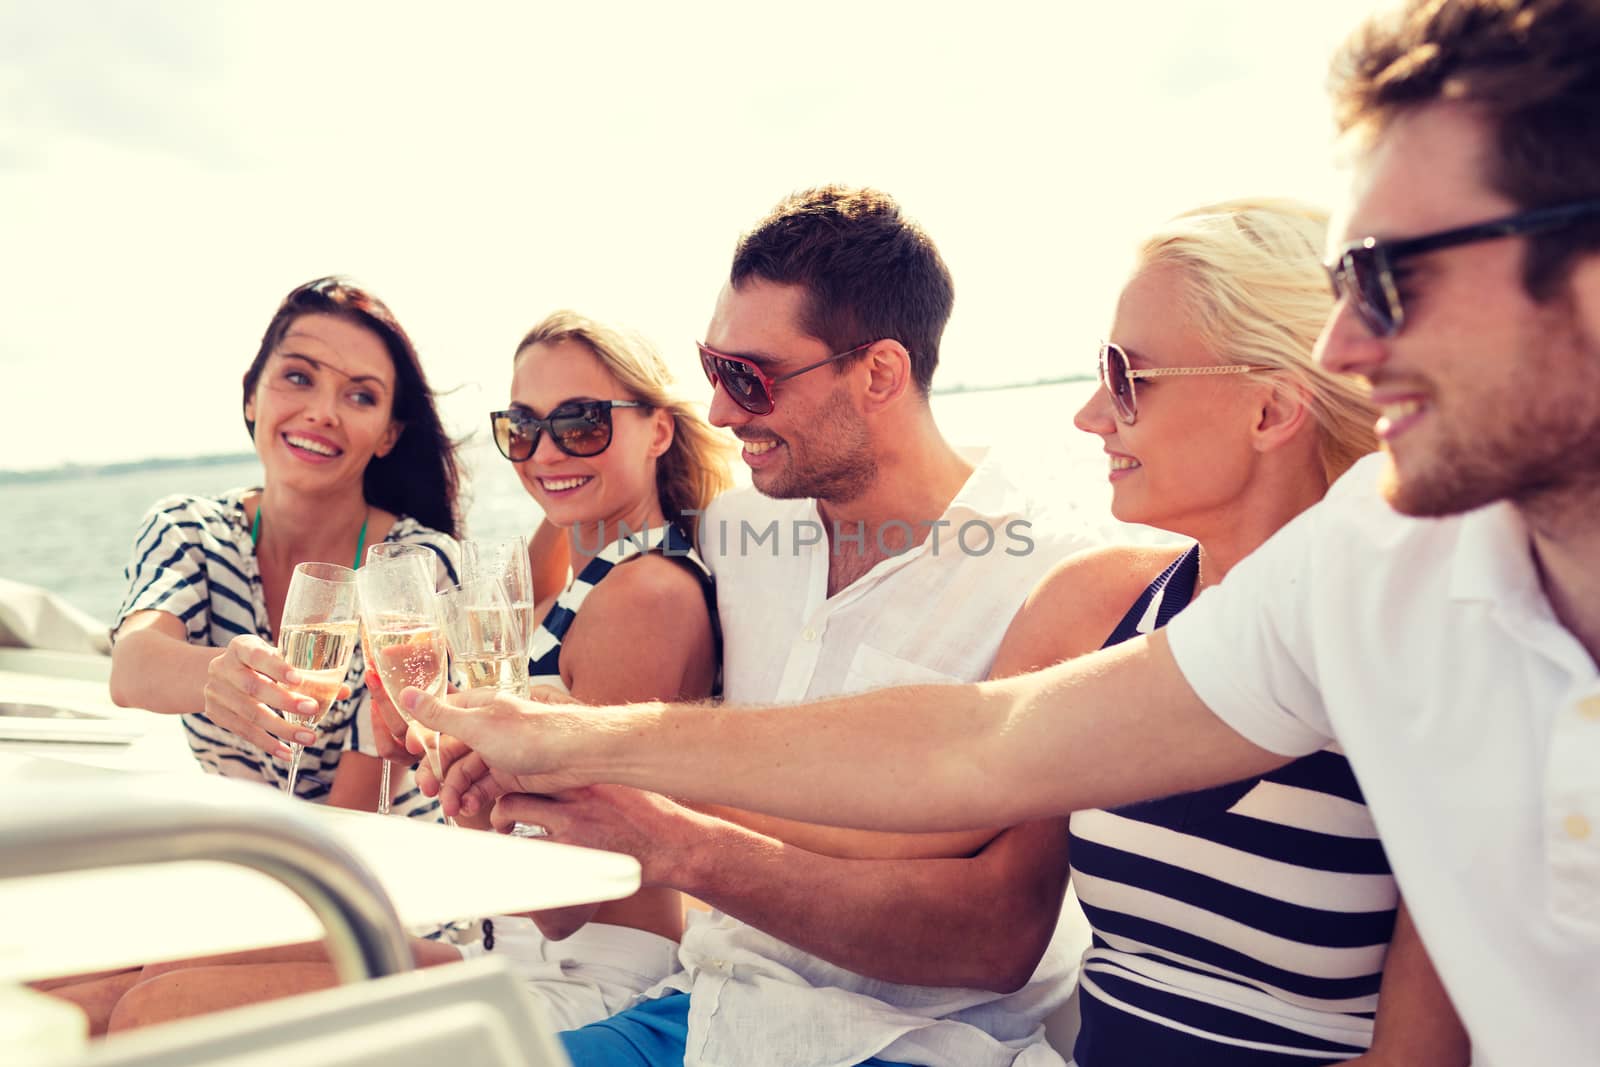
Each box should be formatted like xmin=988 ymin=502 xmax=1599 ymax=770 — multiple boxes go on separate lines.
xmin=489 ymin=399 xmax=650 ymax=462
xmin=1098 ymin=341 xmax=1264 ymax=425
xmin=1325 ymin=198 xmax=1600 ymax=338
xmin=696 ymin=340 xmax=877 ymax=416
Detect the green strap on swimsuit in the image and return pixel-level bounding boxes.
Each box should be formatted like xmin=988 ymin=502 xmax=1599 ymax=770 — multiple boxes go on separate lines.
xmin=251 ymin=506 xmax=369 ymax=569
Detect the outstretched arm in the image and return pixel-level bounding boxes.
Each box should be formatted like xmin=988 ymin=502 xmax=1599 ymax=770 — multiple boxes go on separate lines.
xmin=112 ymin=611 xmax=324 ymax=759
xmin=407 ymin=629 xmax=1292 ymax=833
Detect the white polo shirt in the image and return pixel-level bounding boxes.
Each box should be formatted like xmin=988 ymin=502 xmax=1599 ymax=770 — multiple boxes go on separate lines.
xmin=660 ymin=450 xmax=1102 ymax=1067
xmin=1166 ymin=453 xmax=1600 ymax=1067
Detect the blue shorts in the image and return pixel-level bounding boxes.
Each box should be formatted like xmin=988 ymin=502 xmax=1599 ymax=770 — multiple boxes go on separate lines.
xmin=559 ymin=993 xmax=918 ymax=1066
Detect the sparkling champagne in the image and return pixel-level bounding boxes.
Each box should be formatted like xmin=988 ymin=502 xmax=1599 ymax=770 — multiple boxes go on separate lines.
xmin=457 ymin=651 xmax=531 ymax=694
xmin=278 ymin=622 xmax=358 ymax=727
xmin=510 ymin=599 xmax=537 ymax=653
xmin=367 ymin=614 xmax=448 ymax=724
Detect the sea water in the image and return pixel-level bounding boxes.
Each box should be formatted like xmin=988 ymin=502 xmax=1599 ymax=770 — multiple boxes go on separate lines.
xmin=0 ymin=381 xmax=1153 ymax=625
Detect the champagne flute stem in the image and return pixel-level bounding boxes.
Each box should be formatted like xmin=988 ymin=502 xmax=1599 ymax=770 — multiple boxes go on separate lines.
xmin=420 ymin=737 xmax=455 ymax=828
xmin=285 ymin=742 xmax=305 ymax=796
xmin=377 ymin=759 xmax=392 ymax=816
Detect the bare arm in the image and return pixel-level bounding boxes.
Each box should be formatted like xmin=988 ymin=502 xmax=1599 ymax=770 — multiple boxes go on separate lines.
xmin=475 ymin=551 xmax=1171 ymax=989
xmin=111 ymin=610 xmax=320 ymax=758
xmin=411 ymin=629 xmax=1292 ymax=834
xmin=493 ymin=784 xmax=1070 ymax=991
xmin=1348 ymin=900 xmax=1471 ymax=1066
xmin=109 ymin=612 xmax=222 ymax=714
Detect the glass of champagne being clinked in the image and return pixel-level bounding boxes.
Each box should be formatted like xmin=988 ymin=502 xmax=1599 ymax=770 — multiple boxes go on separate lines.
xmin=277 ymin=562 xmax=361 ymax=797
xmin=357 ymin=554 xmax=450 ymax=787
xmin=461 ymin=536 xmax=536 ymax=666
xmin=362 ymin=542 xmax=441 ymax=815
xmin=440 ymin=578 xmax=530 ymax=697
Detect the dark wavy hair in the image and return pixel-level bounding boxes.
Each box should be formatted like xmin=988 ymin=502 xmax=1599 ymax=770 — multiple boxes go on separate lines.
xmin=241 ymin=277 xmax=461 ymax=537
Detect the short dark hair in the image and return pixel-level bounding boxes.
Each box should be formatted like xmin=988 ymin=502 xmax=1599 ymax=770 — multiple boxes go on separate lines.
xmin=242 ymin=277 xmax=462 ymax=537
xmin=730 ymin=186 xmax=955 ymax=394
xmin=1330 ymin=0 xmax=1600 ymax=299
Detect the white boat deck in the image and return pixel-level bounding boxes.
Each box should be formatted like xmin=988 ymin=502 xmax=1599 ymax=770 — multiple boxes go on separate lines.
xmin=1 ymin=648 xmax=640 ymax=983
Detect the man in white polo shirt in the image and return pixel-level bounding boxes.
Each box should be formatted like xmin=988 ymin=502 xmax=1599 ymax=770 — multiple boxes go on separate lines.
xmin=406 ymin=3 xmax=1600 ymax=1064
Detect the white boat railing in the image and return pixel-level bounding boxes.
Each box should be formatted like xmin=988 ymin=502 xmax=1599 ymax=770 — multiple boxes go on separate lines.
xmin=1 ymin=787 xmax=413 ymax=985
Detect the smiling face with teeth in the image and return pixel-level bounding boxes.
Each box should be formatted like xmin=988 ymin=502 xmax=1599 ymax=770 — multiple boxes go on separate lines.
xmin=1318 ymin=104 xmax=1600 ymax=518
xmin=507 ymin=338 xmax=671 ymax=537
xmin=703 ymin=280 xmax=875 ymax=503
xmin=245 ymin=313 xmax=402 ymax=496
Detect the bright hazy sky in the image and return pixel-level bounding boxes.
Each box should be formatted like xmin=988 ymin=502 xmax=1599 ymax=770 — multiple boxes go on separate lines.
xmin=1 ymin=1 xmax=1379 ymax=471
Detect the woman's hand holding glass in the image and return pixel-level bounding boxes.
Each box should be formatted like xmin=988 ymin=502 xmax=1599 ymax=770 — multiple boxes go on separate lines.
xmin=202 ymin=634 xmax=349 ymax=759
xmin=272 ymin=562 xmax=361 ymax=795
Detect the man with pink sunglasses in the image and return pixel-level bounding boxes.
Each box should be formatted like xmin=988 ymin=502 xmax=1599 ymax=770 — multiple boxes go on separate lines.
xmin=482 ymin=186 xmax=1099 ymax=1066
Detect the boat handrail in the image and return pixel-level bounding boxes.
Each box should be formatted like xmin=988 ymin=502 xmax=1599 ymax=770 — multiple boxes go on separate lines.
xmin=0 ymin=787 xmax=413 ymax=983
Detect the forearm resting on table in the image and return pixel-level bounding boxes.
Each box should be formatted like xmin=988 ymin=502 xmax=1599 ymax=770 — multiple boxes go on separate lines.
xmin=108 ymin=617 xmax=216 ymax=713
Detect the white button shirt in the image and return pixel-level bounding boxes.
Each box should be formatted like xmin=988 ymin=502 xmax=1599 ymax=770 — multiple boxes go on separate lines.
xmin=1166 ymin=453 xmax=1600 ymax=1067
xmin=659 ymin=450 xmax=1101 ymax=1067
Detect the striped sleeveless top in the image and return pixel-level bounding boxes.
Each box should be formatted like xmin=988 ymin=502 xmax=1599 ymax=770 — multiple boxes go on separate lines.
xmin=527 ymin=523 xmax=717 ymax=694
xmin=115 ymin=490 xmax=456 ymax=821
xmin=1069 ymin=545 xmax=1398 ymax=1065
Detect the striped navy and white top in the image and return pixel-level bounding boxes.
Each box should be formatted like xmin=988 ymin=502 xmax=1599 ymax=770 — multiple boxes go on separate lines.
xmin=528 ymin=523 xmax=716 ymax=694
xmin=1069 ymin=545 xmax=1397 ymax=1065
xmin=115 ymin=490 xmax=458 ymax=821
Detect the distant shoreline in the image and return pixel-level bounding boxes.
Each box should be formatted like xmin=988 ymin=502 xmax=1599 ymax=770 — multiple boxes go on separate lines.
xmin=0 ymin=452 xmax=260 ymax=485
xmin=1 ymin=376 xmax=1094 ymax=485
xmin=933 ymin=374 xmax=1090 ymax=396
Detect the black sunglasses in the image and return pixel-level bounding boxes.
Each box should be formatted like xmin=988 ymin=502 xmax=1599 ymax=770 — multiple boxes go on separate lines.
xmin=1326 ymin=199 xmax=1600 ymax=338
xmin=489 ymin=400 xmax=649 ymax=461
xmin=696 ymin=341 xmax=876 ymax=416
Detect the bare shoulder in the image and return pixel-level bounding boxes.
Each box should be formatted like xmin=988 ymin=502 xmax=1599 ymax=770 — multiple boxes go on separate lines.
xmin=992 ymin=543 xmax=1188 ymax=677
xmin=562 ymin=553 xmax=716 ymax=702
xmin=586 ymin=553 xmax=710 ymax=620
xmin=563 ymin=554 xmax=713 ymax=661
xmin=1027 ymin=543 xmax=1186 ymax=610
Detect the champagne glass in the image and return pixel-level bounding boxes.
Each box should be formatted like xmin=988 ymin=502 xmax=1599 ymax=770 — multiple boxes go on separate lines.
xmin=440 ymin=578 xmax=530 ymax=697
xmin=356 ymin=555 xmax=449 ymax=786
xmin=277 ymin=562 xmax=360 ymax=797
xmin=363 ymin=542 xmax=437 ymax=815
xmin=461 ymin=536 xmax=535 ymax=663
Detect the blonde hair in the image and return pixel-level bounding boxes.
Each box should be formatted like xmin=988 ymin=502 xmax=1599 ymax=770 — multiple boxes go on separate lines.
xmin=514 ymin=311 xmax=735 ymax=528
xmin=1136 ymin=197 xmax=1378 ymax=483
